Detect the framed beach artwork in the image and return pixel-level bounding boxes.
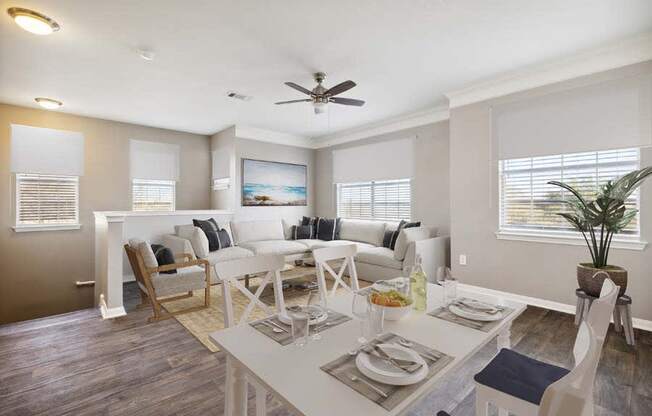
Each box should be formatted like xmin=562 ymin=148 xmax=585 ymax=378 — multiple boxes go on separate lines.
xmin=241 ymin=158 xmax=307 ymax=206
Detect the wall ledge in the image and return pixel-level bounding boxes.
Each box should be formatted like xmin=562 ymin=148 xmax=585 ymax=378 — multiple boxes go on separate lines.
xmin=94 ymin=209 xmax=234 ymax=219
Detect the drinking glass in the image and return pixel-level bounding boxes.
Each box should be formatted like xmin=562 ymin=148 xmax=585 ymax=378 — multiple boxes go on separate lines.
xmin=436 ymin=266 xmax=452 ymax=285
xmin=352 ymin=290 xmax=370 ymax=344
xmin=287 ymin=307 xmax=310 ymax=347
xmin=442 ymin=277 xmax=458 ymax=306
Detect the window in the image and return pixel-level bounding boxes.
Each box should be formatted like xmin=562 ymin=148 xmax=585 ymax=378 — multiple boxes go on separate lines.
xmin=337 ymin=179 xmax=411 ymax=221
xmin=499 ymin=148 xmax=640 ymax=238
xmin=15 ymin=174 xmax=79 ymax=229
xmin=132 ymin=179 xmax=175 ymax=211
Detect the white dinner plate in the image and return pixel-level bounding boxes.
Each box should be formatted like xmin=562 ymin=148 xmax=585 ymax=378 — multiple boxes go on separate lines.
xmin=448 ymin=303 xmax=503 ymax=322
xmin=278 ymin=307 xmax=328 ymax=326
xmin=355 ymin=343 xmax=428 ymax=386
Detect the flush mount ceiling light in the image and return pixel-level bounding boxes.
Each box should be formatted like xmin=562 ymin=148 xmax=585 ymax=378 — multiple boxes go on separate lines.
xmin=7 ymin=7 xmax=60 ymax=35
xmin=35 ymin=97 xmax=63 ymax=109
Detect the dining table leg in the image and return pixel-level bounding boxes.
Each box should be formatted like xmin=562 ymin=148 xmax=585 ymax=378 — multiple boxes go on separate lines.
xmin=224 ymin=355 xmax=248 ymax=416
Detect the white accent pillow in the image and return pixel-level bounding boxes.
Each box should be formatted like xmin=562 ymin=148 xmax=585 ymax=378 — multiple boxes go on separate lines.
xmin=137 ymin=241 xmax=158 ymax=269
xmin=393 ymin=227 xmax=432 ymax=261
xmin=190 ymin=226 xmax=210 ymax=258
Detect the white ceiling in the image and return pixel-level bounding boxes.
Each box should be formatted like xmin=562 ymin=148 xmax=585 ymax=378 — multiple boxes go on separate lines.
xmin=1 ymin=0 xmax=651 ymax=137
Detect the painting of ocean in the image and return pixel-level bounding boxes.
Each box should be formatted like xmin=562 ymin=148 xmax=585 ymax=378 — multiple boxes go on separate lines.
xmin=242 ymin=159 xmax=307 ymax=206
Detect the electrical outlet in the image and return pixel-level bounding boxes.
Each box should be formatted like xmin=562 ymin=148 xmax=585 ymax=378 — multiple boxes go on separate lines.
xmin=459 ymin=254 xmax=467 ymax=266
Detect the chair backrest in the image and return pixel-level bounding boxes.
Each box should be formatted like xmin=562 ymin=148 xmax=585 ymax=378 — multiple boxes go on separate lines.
xmin=538 ymin=321 xmax=601 ymax=416
xmin=124 ymin=244 xmax=148 ymax=285
xmin=214 ymin=254 xmax=286 ymax=281
xmin=313 ymin=244 xmax=359 ymax=307
xmin=584 ymin=277 xmax=619 ymax=344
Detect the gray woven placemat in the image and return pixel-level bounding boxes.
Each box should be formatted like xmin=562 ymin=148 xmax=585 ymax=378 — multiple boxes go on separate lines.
xmin=428 ymin=298 xmax=514 ymax=332
xmin=250 ymin=309 xmax=351 ymax=346
xmin=320 ymin=333 xmax=454 ymax=411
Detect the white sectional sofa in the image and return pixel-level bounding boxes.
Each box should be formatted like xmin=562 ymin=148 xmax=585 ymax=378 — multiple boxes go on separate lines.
xmin=163 ymin=218 xmax=449 ymax=283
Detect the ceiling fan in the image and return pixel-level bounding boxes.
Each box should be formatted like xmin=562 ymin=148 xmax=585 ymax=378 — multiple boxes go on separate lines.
xmin=275 ymin=72 xmax=365 ymax=114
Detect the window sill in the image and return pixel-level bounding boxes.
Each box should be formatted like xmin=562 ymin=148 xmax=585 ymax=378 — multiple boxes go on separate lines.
xmin=12 ymin=224 xmax=82 ymax=233
xmin=495 ymin=230 xmax=647 ymax=251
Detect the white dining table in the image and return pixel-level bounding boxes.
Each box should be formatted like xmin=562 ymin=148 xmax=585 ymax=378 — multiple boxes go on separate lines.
xmin=209 ymin=283 xmax=527 ymax=416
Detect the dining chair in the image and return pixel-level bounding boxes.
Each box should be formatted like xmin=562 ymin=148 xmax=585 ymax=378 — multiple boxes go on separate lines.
xmin=213 ymin=254 xmax=287 ymax=328
xmin=313 ymin=244 xmax=360 ymax=307
xmin=473 ymin=279 xmax=618 ymax=416
xmin=214 ymin=254 xmax=286 ymax=416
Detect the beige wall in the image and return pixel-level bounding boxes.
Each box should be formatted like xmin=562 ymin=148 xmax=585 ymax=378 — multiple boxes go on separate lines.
xmin=0 ymin=104 xmax=211 ymax=324
xmin=315 ymin=121 xmax=451 ymax=235
xmin=211 ymin=130 xmax=316 ymax=227
xmin=449 ymin=62 xmax=652 ymax=321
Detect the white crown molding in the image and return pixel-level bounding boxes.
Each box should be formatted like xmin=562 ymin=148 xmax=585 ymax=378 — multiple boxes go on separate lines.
xmin=445 ymin=32 xmax=652 ymax=109
xmin=234 ymin=125 xmax=313 ymax=148
xmin=311 ymin=106 xmax=449 ymax=149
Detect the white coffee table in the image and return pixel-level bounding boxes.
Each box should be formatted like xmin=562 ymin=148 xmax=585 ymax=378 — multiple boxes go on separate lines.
xmin=209 ymin=283 xmax=526 ymax=416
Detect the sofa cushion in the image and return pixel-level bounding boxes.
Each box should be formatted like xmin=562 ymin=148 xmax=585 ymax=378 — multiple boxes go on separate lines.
xmin=394 ymin=227 xmax=432 ymax=261
xmin=149 ymin=265 xmax=207 ymax=297
xmin=339 ymin=219 xmax=386 ymax=246
xmin=238 ymin=240 xmax=309 ymax=256
xmin=311 ymin=239 xmax=375 ymax=251
xmin=205 ymin=246 xmax=254 ymax=264
xmin=356 ymin=247 xmax=403 ymax=270
xmin=316 ymin=217 xmax=341 ymax=241
xmin=291 ymin=224 xmax=314 ymax=240
xmin=231 ymin=220 xmax=285 ymax=244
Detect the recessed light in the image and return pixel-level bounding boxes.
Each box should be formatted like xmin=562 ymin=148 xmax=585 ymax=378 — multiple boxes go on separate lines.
xmin=35 ymin=97 xmax=63 ymax=110
xmin=7 ymin=7 xmax=60 ymax=35
xmin=137 ymin=48 xmax=155 ymax=61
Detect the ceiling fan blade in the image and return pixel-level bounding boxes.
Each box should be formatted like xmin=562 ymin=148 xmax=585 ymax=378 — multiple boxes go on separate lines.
xmin=275 ymin=99 xmax=312 ymax=105
xmin=329 ymin=97 xmax=365 ymax=106
xmin=285 ymin=82 xmax=313 ymax=96
xmin=324 ymin=80 xmax=356 ymax=96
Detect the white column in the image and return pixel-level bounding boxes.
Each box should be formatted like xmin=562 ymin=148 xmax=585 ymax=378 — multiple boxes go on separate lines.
xmin=95 ymin=213 xmax=127 ymax=319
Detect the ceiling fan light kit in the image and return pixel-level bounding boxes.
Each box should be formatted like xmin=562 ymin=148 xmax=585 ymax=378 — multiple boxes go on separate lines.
xmin=276 ymin=72 xmax=365 ymax=114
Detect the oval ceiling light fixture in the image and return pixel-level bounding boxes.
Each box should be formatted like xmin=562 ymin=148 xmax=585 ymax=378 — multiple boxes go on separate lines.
xmin=35 ymin=97 xmax=63 ymax=110
xmin=137 ymin=48 xmax=155 ymax=61
xmin=7 ymin=7 xmax=60 ymax=35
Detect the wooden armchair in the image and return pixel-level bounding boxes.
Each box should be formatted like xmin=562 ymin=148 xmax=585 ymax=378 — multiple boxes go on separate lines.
xmin=124 ymin=241 xmax=211 ymax=323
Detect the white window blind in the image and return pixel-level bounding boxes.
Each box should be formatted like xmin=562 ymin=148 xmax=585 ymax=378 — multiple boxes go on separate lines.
xmin=337 ymin=179 xmax=411 ymax=221
xmin=499 ymin=148 xmax=640 ymax=236
xmin=132 ymin=179 xmax=176 ymax=211
xmin=16 ymin=174 xmax=79 ymax=226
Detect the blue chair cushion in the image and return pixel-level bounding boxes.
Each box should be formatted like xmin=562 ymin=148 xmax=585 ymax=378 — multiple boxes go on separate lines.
xmin=474 ymin=348 xmax=570 ymax=405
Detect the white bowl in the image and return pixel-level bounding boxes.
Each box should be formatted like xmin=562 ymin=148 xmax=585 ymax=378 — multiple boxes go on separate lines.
xmin=378 ymin=303 xmax=412 ymax=321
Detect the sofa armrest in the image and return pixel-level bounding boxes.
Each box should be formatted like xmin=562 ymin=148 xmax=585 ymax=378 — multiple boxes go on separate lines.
xmin=162 ymin=234 xmax=196 ymax=260
xmin=403 ymin=236 xmax=450 ymax=282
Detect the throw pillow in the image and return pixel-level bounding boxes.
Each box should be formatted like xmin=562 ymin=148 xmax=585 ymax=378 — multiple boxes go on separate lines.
xmin=193 ymin=218 xmax=220 ymax=251
xmin=393 ymin=227 xmax=431 ymax=261
xmin=216 ymin=229 xmax=232 ymax=249
xmin=190 ymin=227 xmax=210 ymax=258
xmin=301 ymin=216 xmax=320 ymax=239
xmin=291 ymin=224 xmax=314 ymax=240
xmin=383 ymin=220 xmax=422 ymax=250
xmin=151 ymin=244 xmax=177 ymax=274
xmin=316 ymin=217 xmax=341 ymax=241
xmin=136 ymin=241 xmax=158 ymax=269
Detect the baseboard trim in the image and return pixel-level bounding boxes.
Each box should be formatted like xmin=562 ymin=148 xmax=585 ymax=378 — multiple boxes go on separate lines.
xmin=458 ymin=283 xmax=652 ymax=332
xmin=98 ymin=294 xmax=127 ymax=320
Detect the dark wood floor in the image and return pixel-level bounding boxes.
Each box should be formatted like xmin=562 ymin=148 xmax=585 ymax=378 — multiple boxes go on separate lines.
xmin=0 ymin=283 xmax=650 ymax=416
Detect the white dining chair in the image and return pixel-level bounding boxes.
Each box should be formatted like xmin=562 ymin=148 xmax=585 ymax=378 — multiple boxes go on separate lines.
xmin=474 ymin=279 xmax=618 ymax=416
xmin=214 ymin=254 xmax=286 ymax=416
xmin=214 ymin=254 xmax=287 ymax=328
xmin=313 ymin=244 xmax=360 ymax=307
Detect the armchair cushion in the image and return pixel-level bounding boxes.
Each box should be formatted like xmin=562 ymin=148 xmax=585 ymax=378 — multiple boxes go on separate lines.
xmin=148 ymin=265 xmax=208 ymax=297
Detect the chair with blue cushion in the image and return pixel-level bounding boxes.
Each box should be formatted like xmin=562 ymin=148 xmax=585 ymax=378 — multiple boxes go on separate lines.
xmin=474 ymin=279 xmax=618 ymax=416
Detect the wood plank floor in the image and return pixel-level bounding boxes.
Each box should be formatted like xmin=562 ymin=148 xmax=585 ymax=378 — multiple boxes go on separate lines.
xmin=0 ymin=283 xmax=649 ymax=416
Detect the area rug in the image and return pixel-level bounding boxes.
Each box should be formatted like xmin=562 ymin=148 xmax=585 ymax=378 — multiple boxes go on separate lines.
xmin=161 ymin=265 xmax=361 ymax=352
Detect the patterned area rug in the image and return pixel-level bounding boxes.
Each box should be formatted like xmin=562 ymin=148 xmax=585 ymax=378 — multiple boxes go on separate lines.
xmin=161 ymin=265 xmax=360 ymax=352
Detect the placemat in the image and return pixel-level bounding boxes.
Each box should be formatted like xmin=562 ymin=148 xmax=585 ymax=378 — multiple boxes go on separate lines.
xmin=428 ymin=298 xmax=514 ymax=332
xmin=250 ymin=309 xmax=351 ymax=346
xmin=320 ymin=333 xmax=453 ymax=411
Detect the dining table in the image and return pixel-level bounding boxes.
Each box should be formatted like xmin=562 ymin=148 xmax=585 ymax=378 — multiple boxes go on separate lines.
xmin=209 ymin=282 xmax=527 ymax=416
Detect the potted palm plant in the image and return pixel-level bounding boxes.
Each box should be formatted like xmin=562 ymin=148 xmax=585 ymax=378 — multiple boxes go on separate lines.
xmin=548 ymin=166 xmax=652 ymax=297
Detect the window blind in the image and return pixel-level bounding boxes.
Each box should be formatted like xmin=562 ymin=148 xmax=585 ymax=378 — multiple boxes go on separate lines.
xmin=132 ymin=179 xmax=176 ymax=211
xmin=499 ymin=148 xmax=640 ymax=236
xmin=337 ymin=179 xmax=411 ymax=221
xmin=16 ymin=174 xmax=79 ymax=225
